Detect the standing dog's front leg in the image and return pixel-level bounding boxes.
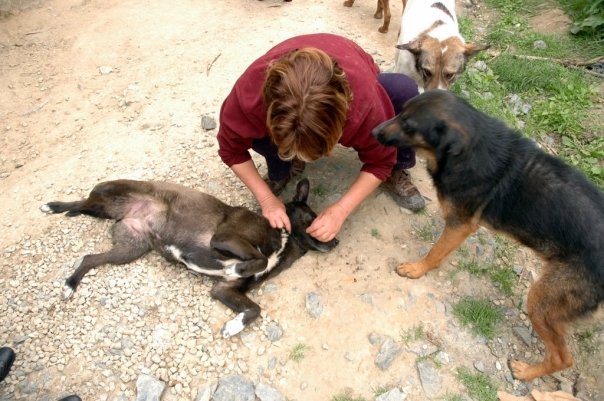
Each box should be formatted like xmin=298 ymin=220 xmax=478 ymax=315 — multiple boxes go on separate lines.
xmin=398 ymin=221 xmax=477 ymax=278
xmin=210 ymin=281 xmax=261 ymax=338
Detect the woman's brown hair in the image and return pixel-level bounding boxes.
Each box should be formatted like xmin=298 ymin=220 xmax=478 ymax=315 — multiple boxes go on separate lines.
xmin=262 ymin=48 xmax=353 ymax=162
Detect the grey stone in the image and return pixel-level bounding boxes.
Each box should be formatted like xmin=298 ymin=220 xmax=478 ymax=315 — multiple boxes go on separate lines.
xmin=201 ymin=115 xmax=217 ymax=131
xmin=513 ymin=326 xmax=534 ymax=346
xmin=136 ymin=373 xmax=165 ymax=401
xmin=407 ymin=341 xmax=438 ymax=357
xmin=265 ymin=321 xmax=283 ymax=342
xmin=195 ymin=382 xmax=217 ymax=401
xmin=375 ymin=336 xmax=402 ymax=371
xmin=376 ymin=388 xmax=407 ymax=401
xmin=533 ymin=40 xmax=547 ymax=49
xmin=435 ymin=351 xmax=450 ymax=365
xmin=255 ymin=382 xmax=285 ymax=401
xmin=368 ymin=332 xmax=383 ymax=345
xmin=474 ymin=60 xmax=488 ymax=71
xmin=474 ymin=360 xmax=485 ymax=372
xmin=359 ymin=293 xmax=373 ymax=305
xmin=13 ymin=335 xmax=29 ymax=344
xmin=305 ymin=292 xmax=323 ymax=318
xmin=213 ymin=375 xmax=255 ymax=401
xmin=417 ymin=360 xmax=443 ymax=398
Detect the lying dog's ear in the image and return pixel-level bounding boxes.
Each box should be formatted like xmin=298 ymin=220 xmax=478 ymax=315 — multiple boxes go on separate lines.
xmin=294 ymin=178 xmax=310 ymax=203
xmin=396 ymin=40 xmax=422 ymax=56
xmin=463 ymin=43 xmax=490 ymax=59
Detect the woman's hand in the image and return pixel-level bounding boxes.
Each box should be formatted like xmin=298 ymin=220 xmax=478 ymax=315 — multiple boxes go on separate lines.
xmin=306 ymin=203 xmax=348 ymax=242
xmin=260 ymin=195 xmax=291 ymax=232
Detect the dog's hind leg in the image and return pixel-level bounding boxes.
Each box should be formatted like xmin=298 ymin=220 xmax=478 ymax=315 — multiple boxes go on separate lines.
xmin=64 ymin=225 xmax=151 ymax=299
xmin=376 ymin=0 xmax=391 ymax=33
xmin=398 ymin=221 xmax=477 ymax=278
xmin=210 ymin=281 xmax=261 ymax=338
xmin=41 ymin=201 xmax=87 ymax=217
xmin=510 ymin=262 xmax=597 ymax=380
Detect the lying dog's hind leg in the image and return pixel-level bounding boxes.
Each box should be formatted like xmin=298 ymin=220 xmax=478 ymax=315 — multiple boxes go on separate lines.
xmin=211 ymin=281 xmax=261 ymax=338
xmin=398 ymin=221 xmax=477 ymax=278
xmin=64 ymin=240 xmax=150 ymax=299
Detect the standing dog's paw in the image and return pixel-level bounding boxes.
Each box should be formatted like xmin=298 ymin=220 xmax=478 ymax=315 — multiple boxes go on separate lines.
xmin=221 ymin=313 xmax=246 ymax=338
xmin=396 ymin=262 xmax=429 ymax=278
xmin=509 ymin=359 xmax=532 ymax=380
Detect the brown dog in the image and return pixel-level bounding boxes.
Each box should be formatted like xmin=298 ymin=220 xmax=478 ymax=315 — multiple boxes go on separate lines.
xmin=343 ymin=0 xmax=397 ymax=33
xmin=373 ymin=90 xmax=604 ymax=380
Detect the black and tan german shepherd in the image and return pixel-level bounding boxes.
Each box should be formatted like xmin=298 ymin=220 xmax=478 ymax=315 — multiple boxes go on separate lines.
xmin=373 ymin=89 xmax=604 ymax=380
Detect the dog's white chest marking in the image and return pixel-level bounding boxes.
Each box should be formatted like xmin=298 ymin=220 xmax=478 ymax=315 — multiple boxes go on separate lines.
xmin=255 ymin=230 xmax=288 ymax=279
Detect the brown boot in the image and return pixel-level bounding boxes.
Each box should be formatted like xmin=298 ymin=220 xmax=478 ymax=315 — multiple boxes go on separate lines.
xmin=382 ymin=168 xmax=425 ymax=212
xmin=264 ymin=159 xmax=306 ymax=195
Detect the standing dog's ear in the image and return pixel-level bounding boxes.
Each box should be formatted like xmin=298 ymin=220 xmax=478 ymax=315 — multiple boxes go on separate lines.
xmin=463 ymin=43 xmax=490 ymax=60
xmin=293 ymin=179 xmax=310 ymax=203
xmin=434 ymin=120 xmax=465 ymax=157
xmin=396 ymin=40 xmax=422 ymax=56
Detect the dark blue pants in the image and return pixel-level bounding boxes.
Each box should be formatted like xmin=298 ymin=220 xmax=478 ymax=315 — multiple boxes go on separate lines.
xmin=253 ymin=73 xmax=418 ymax=181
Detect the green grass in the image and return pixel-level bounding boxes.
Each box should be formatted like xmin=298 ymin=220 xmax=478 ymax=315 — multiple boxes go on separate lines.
xmin=453 ymin=297 xmax=502 ymax=339
xmin=452 ymin=0 xmax=604 ymax=188
xmin=456 ymin=245 xmax=470 ymax=258
xmin=575 ymin=326 xmax=600 ymax=354
xmin=289 ymin=343 xmax=308 ymax=363
xmin=490 ymin=267 xmax=516 ymax=296
xmin=372 ymin=385 xmax=390 ymax=397
xmin=456 ymin=367 xmax=498 ymax=401
xmin=414 ymin=222 xmax=435 ymax=242
xmin=400 ymin=324 xmax=426 ymax=344
xmin=444 ymin=394 xmax=465 ymax=401
xmin=331 ymin=395 xmax=367 ymax=401
xmin=312 ymin=184 xmax=328 ymax=197
xmin=371 ymin=228 xmax=381 ymax=238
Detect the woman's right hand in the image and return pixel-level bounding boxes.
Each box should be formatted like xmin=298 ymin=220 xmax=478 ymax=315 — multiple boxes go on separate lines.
xmin=259 ymin=194 xmax=291 ymax=232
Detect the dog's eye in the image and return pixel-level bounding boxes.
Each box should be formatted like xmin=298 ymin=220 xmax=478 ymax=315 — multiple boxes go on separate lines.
xmin=444 ymin=72 xmax=455 ymax=81
xmin=422 ymin=69 xmax=432 ymax=78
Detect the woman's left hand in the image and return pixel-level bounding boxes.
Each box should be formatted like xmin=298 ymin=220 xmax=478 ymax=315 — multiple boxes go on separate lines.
xmin=306 ymin=203 xmax=348 ymax=242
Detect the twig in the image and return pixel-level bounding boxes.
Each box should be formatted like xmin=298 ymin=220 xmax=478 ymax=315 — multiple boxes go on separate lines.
xmin=206 ymin=53 xmax=221 ymax=76
xmin=512 ymin=54 xmax=604 ymax=78
xmin=19 ymin=99 xmax=48 ymax=116
xmin=25 ymin=31 xmax=42 ymax=36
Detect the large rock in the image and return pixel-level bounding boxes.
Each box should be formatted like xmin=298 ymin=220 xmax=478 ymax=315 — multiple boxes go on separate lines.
xmin=213 ymin=376 xmax=255 ymax=401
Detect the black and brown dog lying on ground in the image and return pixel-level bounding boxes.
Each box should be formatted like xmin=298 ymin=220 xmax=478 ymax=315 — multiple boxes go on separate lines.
xmin=373 ymin=89 xmax=604 ymax=381
xmin=41 ymin=178 xmax=337 ymax=338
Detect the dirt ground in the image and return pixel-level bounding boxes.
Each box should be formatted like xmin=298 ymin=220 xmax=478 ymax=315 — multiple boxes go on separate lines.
xmin=0 ymin=1 xmax=602 ymax=401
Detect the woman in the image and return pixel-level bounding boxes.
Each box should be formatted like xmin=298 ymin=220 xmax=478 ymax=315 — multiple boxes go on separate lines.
xmin=217 ymin=33 xmax=423 ymax=243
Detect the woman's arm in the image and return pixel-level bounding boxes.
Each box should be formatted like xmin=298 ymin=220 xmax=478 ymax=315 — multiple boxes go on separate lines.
xmin=306 ymin=171 xmax=381 ymax=241
xmin=231 ymin=160 xmax=291 ymax=232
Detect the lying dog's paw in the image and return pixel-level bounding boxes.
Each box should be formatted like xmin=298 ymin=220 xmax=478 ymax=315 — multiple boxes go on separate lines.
xmin=63 ymin=285 xmax=75 ymax=300
xmin=396 ymin=262 xmax=429 ymax=279
xmin=221 ymin=313 xmax=246 ymax=338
